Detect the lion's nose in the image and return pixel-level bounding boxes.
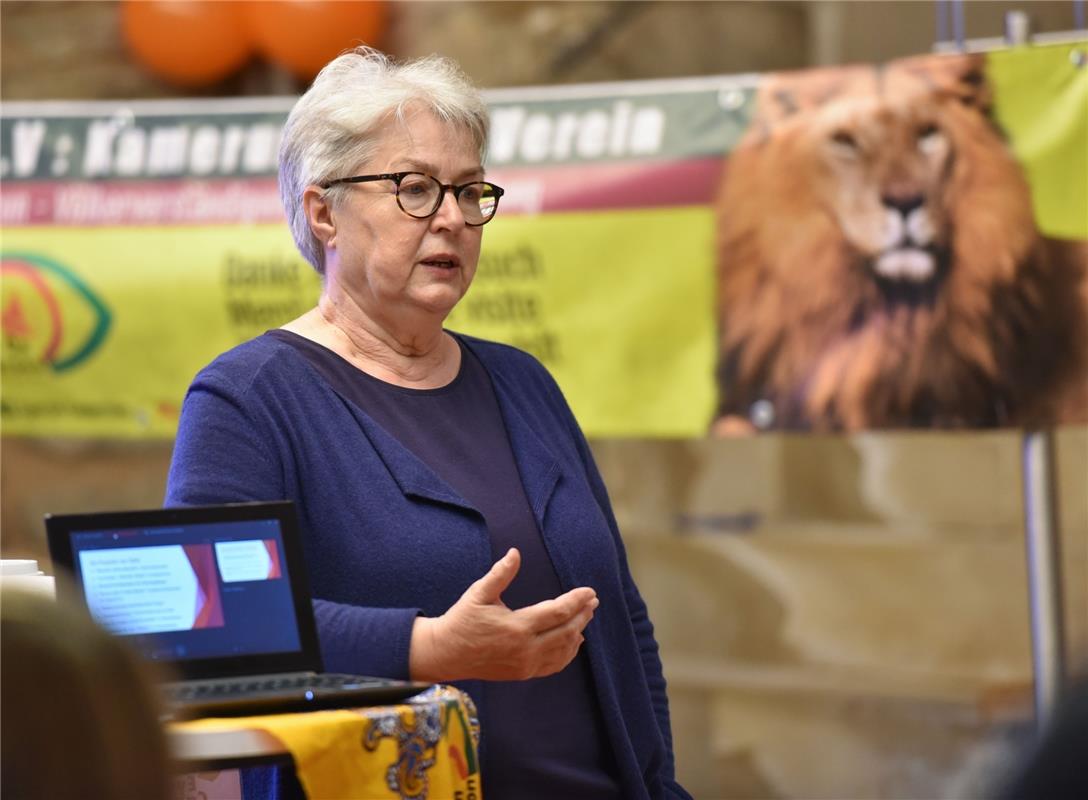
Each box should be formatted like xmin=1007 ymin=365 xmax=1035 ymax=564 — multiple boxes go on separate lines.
xmin=881 ymin=194 xmax=925 ymax=217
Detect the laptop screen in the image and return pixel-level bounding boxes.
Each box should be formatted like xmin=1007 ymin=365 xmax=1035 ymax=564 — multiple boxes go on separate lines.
xmin=71 ymin=517 xmax=300 ymax=662
xmin=47 ymin=502 xmax=323 ymax=680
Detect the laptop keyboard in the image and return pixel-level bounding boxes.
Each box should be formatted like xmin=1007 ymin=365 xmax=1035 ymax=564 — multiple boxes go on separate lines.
xmin=165 ymin=673 xmax=396 ymax=702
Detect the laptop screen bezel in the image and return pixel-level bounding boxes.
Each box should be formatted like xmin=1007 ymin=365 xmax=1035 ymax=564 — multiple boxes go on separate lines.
xmin=45 ymin=501 xmax=323 ymax=680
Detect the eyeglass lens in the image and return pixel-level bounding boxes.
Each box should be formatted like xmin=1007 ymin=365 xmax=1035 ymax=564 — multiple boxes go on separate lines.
xmin=397 ymin=173 xmax=500 ymax=224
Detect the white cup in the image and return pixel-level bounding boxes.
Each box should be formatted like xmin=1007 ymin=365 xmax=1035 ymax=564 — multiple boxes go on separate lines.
xmin=0 ymin=559 xmax=55 ymax=597
xmin=0 ymin=559 xmax=43 ymax=576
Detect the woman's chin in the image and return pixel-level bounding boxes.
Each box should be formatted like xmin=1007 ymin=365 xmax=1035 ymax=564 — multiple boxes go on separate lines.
xmin=409 ymin=285 xmax=468 ymax=319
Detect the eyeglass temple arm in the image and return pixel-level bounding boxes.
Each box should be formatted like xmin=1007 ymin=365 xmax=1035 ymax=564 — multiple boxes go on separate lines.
xmin=320 ymin=174 xmax=403 ymax=190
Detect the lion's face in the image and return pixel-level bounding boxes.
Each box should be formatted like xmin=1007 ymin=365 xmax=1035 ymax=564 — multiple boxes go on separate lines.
xmin=807 ymin=91 xmax=953 ymax=293
xmin=731 ymin=61 xmax=1035 ymax=312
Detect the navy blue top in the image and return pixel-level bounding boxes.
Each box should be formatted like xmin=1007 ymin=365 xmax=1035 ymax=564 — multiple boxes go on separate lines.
xmin=166 ymin=331 xmax=690 ymax=799
xmin=268 ymin=329 xmax=620 ymax=798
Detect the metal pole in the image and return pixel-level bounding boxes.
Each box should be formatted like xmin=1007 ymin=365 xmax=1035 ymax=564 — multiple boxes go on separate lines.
xmin=935 ymin=0 xmax=950 ymax=44
xmin=952 ymin=0 xmax=966 ymax=49
xmin=1021 ymin=429 xmax=1067 ymax=730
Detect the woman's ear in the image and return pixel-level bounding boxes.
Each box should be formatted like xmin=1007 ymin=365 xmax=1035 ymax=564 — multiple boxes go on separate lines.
xmin=303 ymin=185 xmax=337 ymax=250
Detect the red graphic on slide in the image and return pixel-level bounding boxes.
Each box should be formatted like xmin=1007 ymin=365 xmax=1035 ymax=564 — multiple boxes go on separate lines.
xmin=263 ymin=539 xmax=282 ymax=579
xmin=182 ymin=544 xmax=225 ymax=628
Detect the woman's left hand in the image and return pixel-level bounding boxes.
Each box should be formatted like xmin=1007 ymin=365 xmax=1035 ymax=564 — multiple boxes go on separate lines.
xmin=408 ymin=548 xmax=599 ymax=682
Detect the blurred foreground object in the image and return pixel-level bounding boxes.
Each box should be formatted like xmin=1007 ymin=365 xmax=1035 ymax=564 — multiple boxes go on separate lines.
xmin=0 ymin=559 xmax=54 ymax=596
xmin=0 ymin=586 xmax=171 ymax=800
xmin=999 ymin=677 xmax=1088 ymax=800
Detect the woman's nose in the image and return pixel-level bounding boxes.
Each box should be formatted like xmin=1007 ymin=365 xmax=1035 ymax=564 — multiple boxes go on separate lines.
xmin=430 ymin=188 xmax=466 ymax=228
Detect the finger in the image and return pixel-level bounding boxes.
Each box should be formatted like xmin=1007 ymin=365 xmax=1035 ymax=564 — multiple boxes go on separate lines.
xmin=538 ymin=596 xmax=598 ymax=638
xmin=467 ymin=548 xmax=520 ymax=604
xmin=520 ymin=590 xmax=597 ymax=634
xmin=532 ymin=619 xmax=593 ymax=677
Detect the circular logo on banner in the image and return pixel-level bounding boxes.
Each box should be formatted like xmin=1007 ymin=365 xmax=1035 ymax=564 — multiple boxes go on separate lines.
xmin=1 ymin=252 xmax=112 ymax=373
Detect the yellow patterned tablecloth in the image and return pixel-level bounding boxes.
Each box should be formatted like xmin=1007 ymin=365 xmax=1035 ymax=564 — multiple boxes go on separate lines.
xmin=172 ymin=685 xmax=481 ymax=800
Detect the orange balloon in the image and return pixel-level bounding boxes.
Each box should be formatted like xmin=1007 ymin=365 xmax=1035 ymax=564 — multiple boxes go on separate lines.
xmin=121 ymin=1 xmax=254 ymax=87
xmin=244 ymin=1 xmax=387 ymax=81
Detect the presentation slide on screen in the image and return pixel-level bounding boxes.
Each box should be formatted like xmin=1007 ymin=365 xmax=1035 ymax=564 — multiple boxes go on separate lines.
xmin=79 ymin=538 xmax=282 ymax=635
xmin=214 ymin=538 xmax=282 ymax=582
xmin=79 ymin=543 xmax=222 ymax=635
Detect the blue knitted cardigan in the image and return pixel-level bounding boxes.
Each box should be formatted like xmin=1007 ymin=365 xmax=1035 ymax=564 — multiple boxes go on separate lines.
xmin=166 ymin=332 xmax=690 ymax=800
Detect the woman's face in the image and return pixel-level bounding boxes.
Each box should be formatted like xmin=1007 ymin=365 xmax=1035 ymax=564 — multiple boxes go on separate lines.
xmin=323 ymin=109 xmax=484 ymax=327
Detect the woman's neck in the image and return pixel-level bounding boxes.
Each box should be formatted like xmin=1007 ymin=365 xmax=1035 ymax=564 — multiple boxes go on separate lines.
xmin=283 ymin=294 xmax=461 ymax=390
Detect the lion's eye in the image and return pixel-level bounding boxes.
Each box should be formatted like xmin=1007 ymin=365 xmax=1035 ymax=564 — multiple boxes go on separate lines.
xmin=917 ymin=123 xmax=945 ymax=155
xmin=917 ymin=122 xmax=939 ymax=139
xmin=830 ymin=130 xmax=858 ymax=151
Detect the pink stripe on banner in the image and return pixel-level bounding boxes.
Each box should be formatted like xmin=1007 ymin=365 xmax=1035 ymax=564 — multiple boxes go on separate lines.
xmin=1 ymin=157 xmax=723 ymax=227
xmin=488 ymin=156 xmax=723 ymax=215
xmin=2 ymin=178 xmax=284 ymax=227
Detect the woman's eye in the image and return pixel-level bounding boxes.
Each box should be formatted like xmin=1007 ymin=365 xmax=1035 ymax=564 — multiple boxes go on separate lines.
xmin=460 ymin=185 xmax=482 ymax=202
xmin=402 ymin=182 xmax=429 ymax=196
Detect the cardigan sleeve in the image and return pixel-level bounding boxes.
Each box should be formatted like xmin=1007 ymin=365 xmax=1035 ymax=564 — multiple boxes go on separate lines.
xmin=165 ymin=364 xmax=420 ymax=680
xmin=539 ymin=374 xmax=691 ymax=800
xmin=165 ymin=369 xmax=285 ymax=505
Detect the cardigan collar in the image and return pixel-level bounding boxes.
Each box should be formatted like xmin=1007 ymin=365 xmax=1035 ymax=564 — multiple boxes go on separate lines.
xmin=336 ymin=337 xmax=562 ymax=531
xmin=479 ymin=357 xmax=562 ymax=531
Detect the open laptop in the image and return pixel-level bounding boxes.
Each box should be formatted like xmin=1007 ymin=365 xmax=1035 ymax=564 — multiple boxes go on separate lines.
xmin=46 ymin=501 xmax=429 ymax=719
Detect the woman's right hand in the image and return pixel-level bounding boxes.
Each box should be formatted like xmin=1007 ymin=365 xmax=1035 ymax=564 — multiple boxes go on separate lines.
xmin=408 ymin=548 xmax=599 ymax=682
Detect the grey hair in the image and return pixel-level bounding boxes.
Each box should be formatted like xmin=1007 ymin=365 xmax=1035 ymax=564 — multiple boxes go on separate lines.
xmin=278 ymin=47 xmax=490 ymax=273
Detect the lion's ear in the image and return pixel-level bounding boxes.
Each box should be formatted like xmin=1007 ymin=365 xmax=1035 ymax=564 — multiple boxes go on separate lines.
xmin=894 ymin=53 xmax=993 ymax=113
xmin=751 ymin=65 xmax=872 ymax=135
xmin=952 ymin=59 xmax=994 ymax=113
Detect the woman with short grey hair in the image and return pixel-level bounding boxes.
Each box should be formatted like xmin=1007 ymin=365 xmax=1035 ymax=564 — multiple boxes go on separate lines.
xmin=279 ymin=49 xmax=490 ymax=273
xmin=168 ymin=46 xmax=689 ymax=799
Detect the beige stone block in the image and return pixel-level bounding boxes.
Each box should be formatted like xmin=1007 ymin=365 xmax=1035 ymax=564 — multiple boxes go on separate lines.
xmin=592 ymin=438 xmax=784 ymax=536
xmin=704 ymin=683 xmax=1026 ymax=800
xmin=603 ymin=432 xmax=1086 ymax=797
xmin=625 ymin=535 xmax=796 ymax=663
xmin=601 ymin=432 xmax=1087 ymax=676
xmin=664 ymin=656 xmax=1032 ymax=800
xmin=786 ymin=431 xmax=1024 ymax=528
xmin=0 ymin=438 xmax=173 ymax=565
xmin=704 ymin=531 xmax=1034 ymax=677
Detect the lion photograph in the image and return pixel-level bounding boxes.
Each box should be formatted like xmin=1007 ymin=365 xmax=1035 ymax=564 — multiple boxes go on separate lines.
xmin=711 ymin=53 xmax=1088 ymax=434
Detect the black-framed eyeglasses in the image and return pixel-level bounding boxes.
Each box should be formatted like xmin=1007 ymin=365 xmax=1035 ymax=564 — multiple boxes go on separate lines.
xmin=321 ymin=171 xmax=505 ymax=226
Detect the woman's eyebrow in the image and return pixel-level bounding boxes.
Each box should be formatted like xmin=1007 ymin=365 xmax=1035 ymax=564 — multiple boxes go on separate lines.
xmin=394 ymin=160 xmax=484 ymax=181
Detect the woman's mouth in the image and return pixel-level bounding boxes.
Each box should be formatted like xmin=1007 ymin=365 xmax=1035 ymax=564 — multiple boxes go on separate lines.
xmin=420 ymin=255 xmax=460 ymax=270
